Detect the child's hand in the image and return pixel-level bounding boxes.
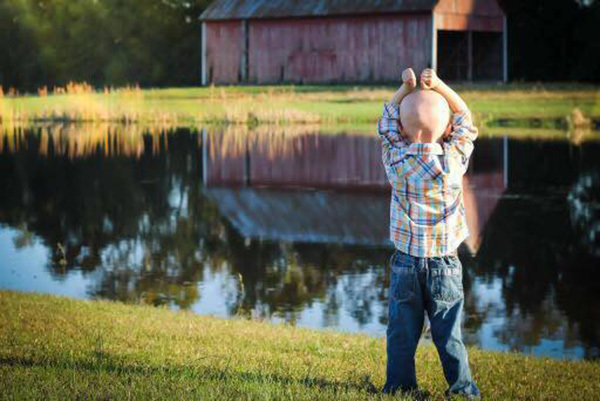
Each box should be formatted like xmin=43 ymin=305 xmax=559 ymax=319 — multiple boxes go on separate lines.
xmin=390 ymin=68 xmax=416 ymax=104
xmin=420 ymin=68 xmax=442 ymax=90
xmin=402 ymin=68 xmax=417 ymax=90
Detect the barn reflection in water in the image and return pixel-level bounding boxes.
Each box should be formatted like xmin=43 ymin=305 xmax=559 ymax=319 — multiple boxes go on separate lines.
xmin=202 ymin=126 xmax=506 ymax=255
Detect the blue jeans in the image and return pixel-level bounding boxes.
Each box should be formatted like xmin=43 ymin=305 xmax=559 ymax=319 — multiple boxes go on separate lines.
xmin=383 ymin=249 xmax=480 ymax=398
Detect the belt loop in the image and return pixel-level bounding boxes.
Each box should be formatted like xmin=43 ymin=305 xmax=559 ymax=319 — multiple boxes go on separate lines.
xmin=418 ymin=257 xmax=426 ymax=273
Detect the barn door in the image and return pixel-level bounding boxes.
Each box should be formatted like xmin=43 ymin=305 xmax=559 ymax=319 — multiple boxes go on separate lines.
xmin=437 ymin=30 xmax=469 ymax=81
xmin=437 ymin=29 xmax=503 ymax=81
xmin=472 ymin=31 xmax=503 ymax=80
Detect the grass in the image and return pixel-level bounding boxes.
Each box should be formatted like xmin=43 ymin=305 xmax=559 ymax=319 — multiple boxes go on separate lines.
xmin=0 ymin=82 xmax=598 ymax=129
xmin=1 ymin=290 xmax=599 ymax=400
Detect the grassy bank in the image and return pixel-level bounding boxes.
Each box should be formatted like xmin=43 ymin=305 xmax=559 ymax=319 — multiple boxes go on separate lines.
xmin=0 ymin=83 xmax=598 ymax=128
xmin=1 ymin=290 xmax=598 ymax=400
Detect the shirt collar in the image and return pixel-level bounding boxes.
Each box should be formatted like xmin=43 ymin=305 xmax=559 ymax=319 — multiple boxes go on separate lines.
xmin=406 ymin=142 xmax=444 ymax=155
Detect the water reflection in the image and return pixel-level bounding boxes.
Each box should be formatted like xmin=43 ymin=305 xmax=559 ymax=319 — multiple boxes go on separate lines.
xmin=203 ymin=128 xmax=506 ymax=255
xmin=0 ymin=124 xmax=598 ymax=360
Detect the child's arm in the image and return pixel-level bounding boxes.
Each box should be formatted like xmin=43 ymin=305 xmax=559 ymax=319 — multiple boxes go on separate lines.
xmin=390 ymin=68 xmax=417 ymax=105
xmin=420 ymin=69 xmax=478 ymax=173
xmin=377 ymin=68 xmax=417 ymax=147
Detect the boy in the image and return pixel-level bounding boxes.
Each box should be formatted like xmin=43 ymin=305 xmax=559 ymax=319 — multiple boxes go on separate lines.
xmin=377 ymin=68 xmax=481 ymax=400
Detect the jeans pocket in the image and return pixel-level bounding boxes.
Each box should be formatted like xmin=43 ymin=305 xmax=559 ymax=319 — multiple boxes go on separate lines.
xmin=431 ymin=256 xmax=464 ymax=303
xmin=389 ymin=252 xmax=416 ymax=302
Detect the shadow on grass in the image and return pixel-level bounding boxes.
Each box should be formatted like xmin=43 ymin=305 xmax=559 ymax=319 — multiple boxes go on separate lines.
xmin=328 ymin=98 xmax=379 ymax=104
xmin=0 ymin=355 xmax=380 ymax=395
xmin=256 ymin=84 xmax=393 ymax=93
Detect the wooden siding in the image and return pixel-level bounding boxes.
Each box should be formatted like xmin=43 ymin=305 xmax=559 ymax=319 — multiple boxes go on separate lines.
xmin=246 ymin=14 xmax=432 ymax=84
xmin=434 ymin=0 xmax=504 ymax=32
xmin=205 ymin=21 xmax=243 ymax=84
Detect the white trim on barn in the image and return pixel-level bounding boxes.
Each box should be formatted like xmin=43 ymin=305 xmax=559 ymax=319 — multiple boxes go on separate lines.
xmin=202 ymin=127 xmax=208 ymax=183
xmin=201 ymin=21 xmax=207 ymax=86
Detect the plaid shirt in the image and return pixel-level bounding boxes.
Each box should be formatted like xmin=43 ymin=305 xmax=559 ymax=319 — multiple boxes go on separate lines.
xmin=377 ymin=101 xmax=478 ymax=257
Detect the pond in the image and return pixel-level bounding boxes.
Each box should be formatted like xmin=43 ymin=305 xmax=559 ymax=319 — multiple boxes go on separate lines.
xmin=1 ymin=124 xmax=598 ymax=360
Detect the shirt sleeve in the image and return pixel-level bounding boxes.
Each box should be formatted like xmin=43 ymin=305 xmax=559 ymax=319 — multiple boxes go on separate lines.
xmin=443 ymin=109 xmax=478 ymax=174
xmin=377 ymin=102 xmax=411 ymax=185
xmin=377 ymin=102 xmax=410 ymax=150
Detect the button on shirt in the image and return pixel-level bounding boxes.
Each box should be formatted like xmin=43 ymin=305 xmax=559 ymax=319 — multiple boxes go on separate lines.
xmin=377 ymin=102 xmax=478 ymax=257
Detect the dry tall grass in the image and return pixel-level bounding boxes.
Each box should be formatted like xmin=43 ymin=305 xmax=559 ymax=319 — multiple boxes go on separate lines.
xmin=0 ymin=82 xmax=597 ymax=127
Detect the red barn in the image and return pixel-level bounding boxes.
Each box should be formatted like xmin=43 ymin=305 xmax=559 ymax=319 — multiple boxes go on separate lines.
xmin=199 ymin=0 xmax=507 ymax=85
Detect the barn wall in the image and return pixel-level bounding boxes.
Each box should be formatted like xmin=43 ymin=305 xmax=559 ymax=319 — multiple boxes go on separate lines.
xmin=434 ymin=14 xmax=502 ymax=31
xmin=246 ymin=14 xmax=432 ymax=84
xmin=434 ymin=0 xmax=504 ymax=16
xmin=205 ymin=21 xmax=243 ymax=84
xmin=434 ymin=0 xmax=504 ymax=32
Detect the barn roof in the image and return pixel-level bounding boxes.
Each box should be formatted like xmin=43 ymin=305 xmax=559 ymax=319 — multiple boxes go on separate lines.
xmin=203 ymin=188 xmax=390 ymax=246
xmin=199 ymin=0 xmax=437 ymax=21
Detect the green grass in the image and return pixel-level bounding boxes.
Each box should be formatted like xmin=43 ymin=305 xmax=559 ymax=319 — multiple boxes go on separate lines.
xmin=1 ymin=83 xmax=598 ymax=129
xmin=1 ymin=290 xmax=599 ymax=400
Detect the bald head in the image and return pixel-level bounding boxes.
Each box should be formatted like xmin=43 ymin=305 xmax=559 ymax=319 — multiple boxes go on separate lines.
xmin=400 ymin=89 xmax=451 ymax=143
